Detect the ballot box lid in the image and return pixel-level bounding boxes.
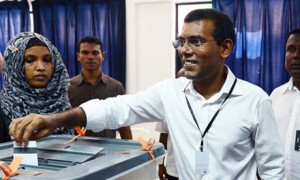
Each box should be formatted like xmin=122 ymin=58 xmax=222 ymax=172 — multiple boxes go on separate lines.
xmin=0 ymin=135 xmax=165 ymax=180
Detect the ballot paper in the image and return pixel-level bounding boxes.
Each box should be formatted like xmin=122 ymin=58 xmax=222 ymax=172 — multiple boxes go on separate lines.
xmin=13 ymin=141 xmax=38 ymax=166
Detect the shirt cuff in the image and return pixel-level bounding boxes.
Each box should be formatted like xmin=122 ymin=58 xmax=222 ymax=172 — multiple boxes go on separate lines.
xmin=80 ymin=99 xmax=106 ymax=132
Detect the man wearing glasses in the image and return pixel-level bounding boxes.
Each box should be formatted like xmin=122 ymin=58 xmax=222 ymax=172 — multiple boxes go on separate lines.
xmin=10 ymin=9 xmax=284 ymax=179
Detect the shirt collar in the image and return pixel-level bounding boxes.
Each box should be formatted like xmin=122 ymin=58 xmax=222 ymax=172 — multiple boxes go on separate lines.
xmin=281 ymin=77 xmax=298 ymax=94
xmin=183 ymin=66 xmax=241 ymax=100
xmin=288 ymin=77 xmax=294 ymax=90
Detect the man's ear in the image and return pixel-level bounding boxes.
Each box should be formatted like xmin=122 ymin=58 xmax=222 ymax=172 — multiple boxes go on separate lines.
xmin=101 ymin=52 xmax=105 ymax=60
xmin=220 ymin=39 xmax=233 ymax=59
xmin=76 ymin=52 xmax=80 ymax=62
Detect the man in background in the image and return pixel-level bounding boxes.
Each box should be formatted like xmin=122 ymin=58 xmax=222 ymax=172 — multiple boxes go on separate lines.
xmin=270 ymin=28 xmax=300 ymax=179
xmin=68 ymin=36 xmax=132 ymax=139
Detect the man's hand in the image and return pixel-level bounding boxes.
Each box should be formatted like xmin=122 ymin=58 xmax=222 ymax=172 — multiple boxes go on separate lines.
xmin=9 ymin=113 xmax=56 ymax=146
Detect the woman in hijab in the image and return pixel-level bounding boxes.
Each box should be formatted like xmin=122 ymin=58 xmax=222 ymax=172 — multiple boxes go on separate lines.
xmin=0 ymin=32 xmax=71 ymax=142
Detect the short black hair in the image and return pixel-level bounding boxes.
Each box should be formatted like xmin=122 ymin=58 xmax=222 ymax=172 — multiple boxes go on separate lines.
xmin=77 ymin=36 xmax=103 ymax=52
xmin=286 ymin=28 xmax=300 ymax=44
xmin=184 ymin=8 xmax=236 ymax=46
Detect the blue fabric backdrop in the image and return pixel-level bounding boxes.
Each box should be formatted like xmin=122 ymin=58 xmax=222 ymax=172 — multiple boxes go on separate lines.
xmin=32 ymin=0 xmax=126 ymax=88
xmin=213 ymin=0 xmax=300 ymax=94
xmin=0 ymin=1 xmax=31 ymax=90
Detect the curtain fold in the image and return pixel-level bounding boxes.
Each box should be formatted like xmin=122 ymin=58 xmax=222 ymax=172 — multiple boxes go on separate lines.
xmin=0 ymin=0 xmax=31 ymax=89
xmin=213 ymin=0 xmax=300 ymax=94
xmin=32 ymin=0 xmax=126 ymax=88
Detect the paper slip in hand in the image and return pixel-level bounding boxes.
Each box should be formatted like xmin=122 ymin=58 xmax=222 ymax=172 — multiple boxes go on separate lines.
xmin=14 ymin=141 xmax=38 ymax=166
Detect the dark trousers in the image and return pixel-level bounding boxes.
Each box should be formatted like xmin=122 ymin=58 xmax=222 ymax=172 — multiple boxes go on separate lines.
xmin=165 ymin=173 xmax=179 ymax=180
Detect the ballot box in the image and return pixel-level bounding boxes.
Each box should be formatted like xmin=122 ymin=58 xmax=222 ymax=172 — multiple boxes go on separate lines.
xmin=0 ymin=135 xmax=165 ymax=180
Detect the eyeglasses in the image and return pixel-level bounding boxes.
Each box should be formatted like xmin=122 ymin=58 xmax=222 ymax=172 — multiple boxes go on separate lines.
xmin=172 ymin=37 xmax=214 ymax=50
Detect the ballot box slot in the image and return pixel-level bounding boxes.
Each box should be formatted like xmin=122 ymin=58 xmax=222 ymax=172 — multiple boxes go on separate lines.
xmin=37 ymin=149 xmax=103 ymax=164
xmin=37 ymin=142 xmax=105 ymax=163
xmin=0 ymin=156 xmax=73 ymax=171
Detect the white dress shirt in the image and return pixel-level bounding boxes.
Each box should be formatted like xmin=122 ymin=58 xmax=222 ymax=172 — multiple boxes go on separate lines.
xmin=271 ymin=78 xmax=300 ymax=180
xmin=81 ymin=67 xmax=285 ymax=179
xmin=155 ymin=122 xmax=178 ymax=177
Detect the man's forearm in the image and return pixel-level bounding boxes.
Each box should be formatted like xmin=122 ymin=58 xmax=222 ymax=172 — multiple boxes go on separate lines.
xmin=52 ymin=107 xmax=87 ymax=128
xmin=119 ymin=126 xmax=132 ymax=139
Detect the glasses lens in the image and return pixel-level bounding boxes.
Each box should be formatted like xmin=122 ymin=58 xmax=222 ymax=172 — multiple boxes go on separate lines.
xmin=173 ymin=39 xmax=182 ymax=50
xmin=188 ymin=38 xmax=201 ymax=47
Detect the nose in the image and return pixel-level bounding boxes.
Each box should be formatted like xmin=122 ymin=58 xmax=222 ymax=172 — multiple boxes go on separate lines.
xmin=87 ymin=52 xmax=94 ymax=59
xmin=178 ymin=42 xmax=193 ymax=59
xmin=36 ymin=60 xmax=45 ymax=71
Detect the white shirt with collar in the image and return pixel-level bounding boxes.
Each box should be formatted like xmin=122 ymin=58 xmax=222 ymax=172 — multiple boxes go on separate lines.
xmin=271 ymin=78 xmax=300 ymax=180
xmin=155 ymin=122 xmax=178 ymax=177
xmin=81 ymin=67 xmax=285 ymax=179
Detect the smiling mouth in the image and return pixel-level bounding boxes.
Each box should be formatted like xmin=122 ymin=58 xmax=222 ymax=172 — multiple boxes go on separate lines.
xmin=183 ymin=60 xmax=198 ymax=65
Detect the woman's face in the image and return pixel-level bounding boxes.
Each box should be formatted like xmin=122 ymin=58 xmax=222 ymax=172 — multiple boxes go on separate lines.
xmin=24 ymin=46 xmax=53 ymax=88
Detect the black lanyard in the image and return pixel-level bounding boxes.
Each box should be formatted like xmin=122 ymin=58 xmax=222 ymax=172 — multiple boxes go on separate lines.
xmin=184 ymin=78 xmax=237 ymax=151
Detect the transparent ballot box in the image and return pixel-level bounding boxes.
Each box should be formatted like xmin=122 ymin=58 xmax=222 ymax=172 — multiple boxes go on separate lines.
xmin=0 ymin=135 xmax=165 ymax=179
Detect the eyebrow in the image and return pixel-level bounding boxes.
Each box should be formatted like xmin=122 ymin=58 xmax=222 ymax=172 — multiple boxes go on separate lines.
xmin=25 ymin=52 xmax=51 ymax=56
xmin=286 ymin=44 xmax=295 ymax=49
xmin=177 ymin=35 xmax=202 ymax=39
xmin=24 ymin=53 xmax=51 ymax=59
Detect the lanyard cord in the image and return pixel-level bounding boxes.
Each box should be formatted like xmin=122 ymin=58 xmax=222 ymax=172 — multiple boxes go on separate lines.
xmin=184 ymin=78 xmax=237 ymax=151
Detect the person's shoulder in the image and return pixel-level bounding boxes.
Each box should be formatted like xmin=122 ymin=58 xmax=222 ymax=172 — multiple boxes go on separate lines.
xmin=102 ymin=74 xmax=123 ymax=86
xmin=102 ymin=74 xmax=124 ymax=94
xmin=148 ymin=77 xmax=190 ymax=93
xmin=70 ymin=74 xmax=81 ymax=81
xmin=161 ymin=76 xmax=189 ymax=84
xmin=236 ymin=78 xmax=269 ymax=97
xmin=270 ymin=82 xmax=289 ymax=98
xmin=70 ymin=74 xmax=82 ymax=86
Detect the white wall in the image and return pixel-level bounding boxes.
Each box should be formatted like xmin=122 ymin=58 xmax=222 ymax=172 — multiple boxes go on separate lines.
xmin=125 ymin=0 xmax=175 ymax=140
xmin=126 ymin=0 xmax=175 ymax=94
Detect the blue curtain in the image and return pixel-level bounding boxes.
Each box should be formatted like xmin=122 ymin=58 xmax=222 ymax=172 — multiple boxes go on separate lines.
xmin=32 ymin=0 xmax=126 ymax=88
xmin=213 ymin=0 xmax=300 ymax=94
xmin=0 ymin=0 xmax=31 ymax=89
